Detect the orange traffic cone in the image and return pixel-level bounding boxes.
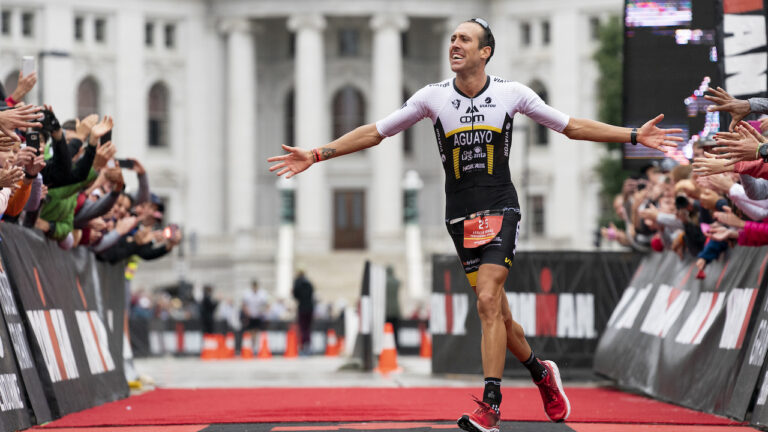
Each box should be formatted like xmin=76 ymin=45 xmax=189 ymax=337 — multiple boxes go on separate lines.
xmin=284 ymin=326 xmax=298 ymax=358
xmin=223 ymin=332 xmax=236 ymax=358
xmin=419 ymin=323 xmax=432 ymax=358
xmin=325 ymin=329 xmax=339 ymax=356
xmin=201 ymin=333 xmax=219 ymax=360
xmin=240 ymin=331 xmax=254 ymax=359
xmin=375 ymin=322 xmax=402 ymax=374
xmin=215 ymin=334 xmax=226 ymax=358
xmin=257 ymin=331 xmax=272 ymax=359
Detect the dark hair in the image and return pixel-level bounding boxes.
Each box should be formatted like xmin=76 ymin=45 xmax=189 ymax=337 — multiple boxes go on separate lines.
xmin=61 ymin=120 xmax=76 ymax=131
xmin=466 ymin=18 xmax=495 ymax=64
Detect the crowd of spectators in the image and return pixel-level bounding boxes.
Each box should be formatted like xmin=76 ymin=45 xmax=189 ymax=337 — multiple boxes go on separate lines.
xmin=601 ymin=86 xmax=768 ymax=277
xmin=0 ymin=69 xmax=181 ymax=264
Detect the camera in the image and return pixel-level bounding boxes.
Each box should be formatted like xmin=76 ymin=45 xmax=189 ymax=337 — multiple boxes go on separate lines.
xmin=26 ymin=131 xmax=40 ymax=150
xmin=100 ymin=130 xmax=112 ymax=145
xmin=117 ymin=159 xmax=135 ymax=169
xmin=39 ymin=110 xmax=59 ymax=133
xmin=163 ymin=224 xmax=179 ymax=239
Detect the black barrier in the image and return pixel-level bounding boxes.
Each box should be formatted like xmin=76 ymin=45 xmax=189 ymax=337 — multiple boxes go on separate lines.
xmin=431 ymin=252 xmax=642 ymax=376
xmin=594 ymin=247 xmax=768 ymax=420
xmin=0 ymin=224 xmax=128 ymax=418
xmin=0 ymin=272 xmax=32 ymax=431
xmin=0 ymin=265 xmax=51 ymax=424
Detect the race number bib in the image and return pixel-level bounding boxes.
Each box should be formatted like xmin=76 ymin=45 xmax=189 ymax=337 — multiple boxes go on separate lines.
xmin=463 ymin=214 xmax=503 ymax=248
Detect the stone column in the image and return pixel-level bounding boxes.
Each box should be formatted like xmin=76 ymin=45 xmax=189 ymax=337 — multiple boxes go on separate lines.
xmin=369 ymin=13 xmax=409 ymax=252
xmin=288 ymin=14 xmax=330 ymax=252
xmin=222 ymin=18 xmax=256 ymax=233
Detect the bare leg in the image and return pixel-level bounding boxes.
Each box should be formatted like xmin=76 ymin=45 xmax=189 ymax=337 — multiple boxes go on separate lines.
xmin=475 ymin=263 xmax=511 ymax=378
xmin=501 ymin=293 xmax=532 ymax=361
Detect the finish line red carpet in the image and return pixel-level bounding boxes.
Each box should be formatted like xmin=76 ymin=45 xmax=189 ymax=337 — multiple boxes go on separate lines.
xmin=37 ymin=387 xmax=743 ymax=428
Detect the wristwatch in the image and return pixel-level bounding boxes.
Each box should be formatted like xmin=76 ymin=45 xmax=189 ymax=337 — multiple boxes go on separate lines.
xmin=759 ymin=143 xmax=768 ymax=163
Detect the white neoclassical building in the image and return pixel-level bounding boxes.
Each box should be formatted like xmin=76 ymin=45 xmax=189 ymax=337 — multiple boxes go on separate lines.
xmin=0 ymin=0 xmax=622 ymax=312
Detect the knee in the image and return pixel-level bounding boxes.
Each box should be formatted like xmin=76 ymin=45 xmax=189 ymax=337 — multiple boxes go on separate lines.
xmin=476 ymin=291 xmax=502 ymax=321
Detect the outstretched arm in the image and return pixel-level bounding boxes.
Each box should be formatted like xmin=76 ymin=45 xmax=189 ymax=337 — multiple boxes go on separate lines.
xmin=562 ymin=114 xmax=682 ymax=152
xmin=267 ymin=123 xmax=384 ymax=178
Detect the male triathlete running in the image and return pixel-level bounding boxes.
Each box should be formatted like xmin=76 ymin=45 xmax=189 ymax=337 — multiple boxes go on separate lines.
xmin=268 ymin=18 xmax=682 ymax=432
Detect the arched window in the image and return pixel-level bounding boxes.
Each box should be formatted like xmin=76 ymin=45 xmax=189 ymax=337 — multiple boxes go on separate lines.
xmin=77 ymin=76 xmax=100 ymax=119
xmin=528 ymin=80 xmax=549 ymax=146
xmin=4 ymin=71 xmax=19 ymax=101
xmin=148 ymin=82 xmax=170 ymax=148
xmin=284 ymin=88 xmax=294 ymax=147
xmin=332 ymin=86 xmax=365 ymax=138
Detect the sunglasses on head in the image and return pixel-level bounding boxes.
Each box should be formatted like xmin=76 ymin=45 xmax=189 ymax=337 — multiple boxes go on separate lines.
xmin=470 ymin=18 xmax=490 ymax=29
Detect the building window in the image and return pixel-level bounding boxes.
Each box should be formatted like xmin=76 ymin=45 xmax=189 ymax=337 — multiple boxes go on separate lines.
xmin=334 ymin=190 xmax=365 ymax=249
xmin=401 ymin=32 xmax=408 ymax=58
xmin=338 ymin=28 xmax=359 ymax=57
xmin=521 ymin=22 xmax=531 ymax=47
xmin=332 ymin=86 xmax=365 ymax=138
xmin=77 ymin=76 xmax=100 ymax=119
xmin=590 ymin=17 xmax=601 ymax=41
xmin=1 ymin=11 xmax=10 ymax=36
xmin=74 ymin=16 xmax=84 ymax=41
xmin=288 ymin=32 xmax=295 ymax=58
xmin=164 ymin=24 xmax=175 ymax=48
xmin=148 ymin=82 xmax=170 ymax=148
xmin=403 ymin=89 xmax=413 ymax=155
xmin=21 ymin=12 xmax=33 ymax=37
xmin=145 ymin=22 xmax=154 ymax=46
xmin=530 ymin=195 xmax=545 ymax=236
xmin=529 ymin=80 xmax=549 ymax=145
xmin=542 ymin=21 xmax=550 ymax=45
xmin=284 ymin=88 xmax=294 ymax=147
xmin=94 ymin=18 xmax=106 ymax=43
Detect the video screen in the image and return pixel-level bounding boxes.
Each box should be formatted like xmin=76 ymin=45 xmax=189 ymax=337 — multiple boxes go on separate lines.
xmin=623 ymin=0 xmax=722 ymax=168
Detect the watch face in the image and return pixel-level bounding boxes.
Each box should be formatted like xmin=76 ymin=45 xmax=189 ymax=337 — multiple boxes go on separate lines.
xmin=761 ymin=144 xmax=768 ymax=158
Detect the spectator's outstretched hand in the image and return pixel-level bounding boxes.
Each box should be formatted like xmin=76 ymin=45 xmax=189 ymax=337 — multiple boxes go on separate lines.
xmin=11 ymin=71 xmax=37 ymax=103
xmin=714 ymin=205 xmax=746 ymax=229
xmin=267 ymin=144 xmax=313 ymax=179
xmin=13 ymin=146 xmax=35 ymax=168
xmin=637 ymin=114 xmax=684 ymax=153
xmin=0 ymin=161 xmax=24 ymax=189
xmin=74 ymin=114 xmax=99 ymax=142
xmin=712 ymin=122 xmax=765 ymax=165
xmin=708 ymin=223 xmax=739 ymax=242
xmin=93 ymin=142 xmax=116 ymax=171
xmin=89 ymin=115 xmax=113 ymax=146
xmin=706 ymin=173 xmax=736 ymax=194
xmin=0 ymin=105 xmax=42 ymax=140
xmin=116 ymin=216 xmax=138 ymax=236
xmin=693 ymin=152 xmax=735 ymax=176
xmin=705 ymin=87 xmax=751 ymax=131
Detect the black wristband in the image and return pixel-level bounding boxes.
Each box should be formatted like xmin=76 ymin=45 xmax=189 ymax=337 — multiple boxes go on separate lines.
xmin=630 ymin=128 xmax=638 ymax=146
xmin=24 ymin=172 xmax=36 ymax=179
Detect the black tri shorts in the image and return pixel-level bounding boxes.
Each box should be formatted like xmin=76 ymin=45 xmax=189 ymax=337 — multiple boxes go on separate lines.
xmin=445 ymin=207 xmax=521 ymax=287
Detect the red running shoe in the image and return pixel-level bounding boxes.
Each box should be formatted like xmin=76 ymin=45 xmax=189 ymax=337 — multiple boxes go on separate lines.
xmin=457 ymin=396 xmax=500 ymax=432
xmin=534 ymin=360 xmax=571 ymax=422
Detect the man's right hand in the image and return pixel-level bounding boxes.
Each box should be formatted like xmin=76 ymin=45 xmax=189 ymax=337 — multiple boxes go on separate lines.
xmin=267 ymin=144 xmax=313 ymax=178
xmin=0 ymin=105 xmax=42 ymax=140
xmin=93 ymin=141 xmax=117 ymax=171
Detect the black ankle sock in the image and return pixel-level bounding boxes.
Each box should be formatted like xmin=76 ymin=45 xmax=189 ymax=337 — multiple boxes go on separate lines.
xmin=483 ymin=377 xmax=502 ymax=413
xmin=522 ymin=351 xmax=547 ymax=382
